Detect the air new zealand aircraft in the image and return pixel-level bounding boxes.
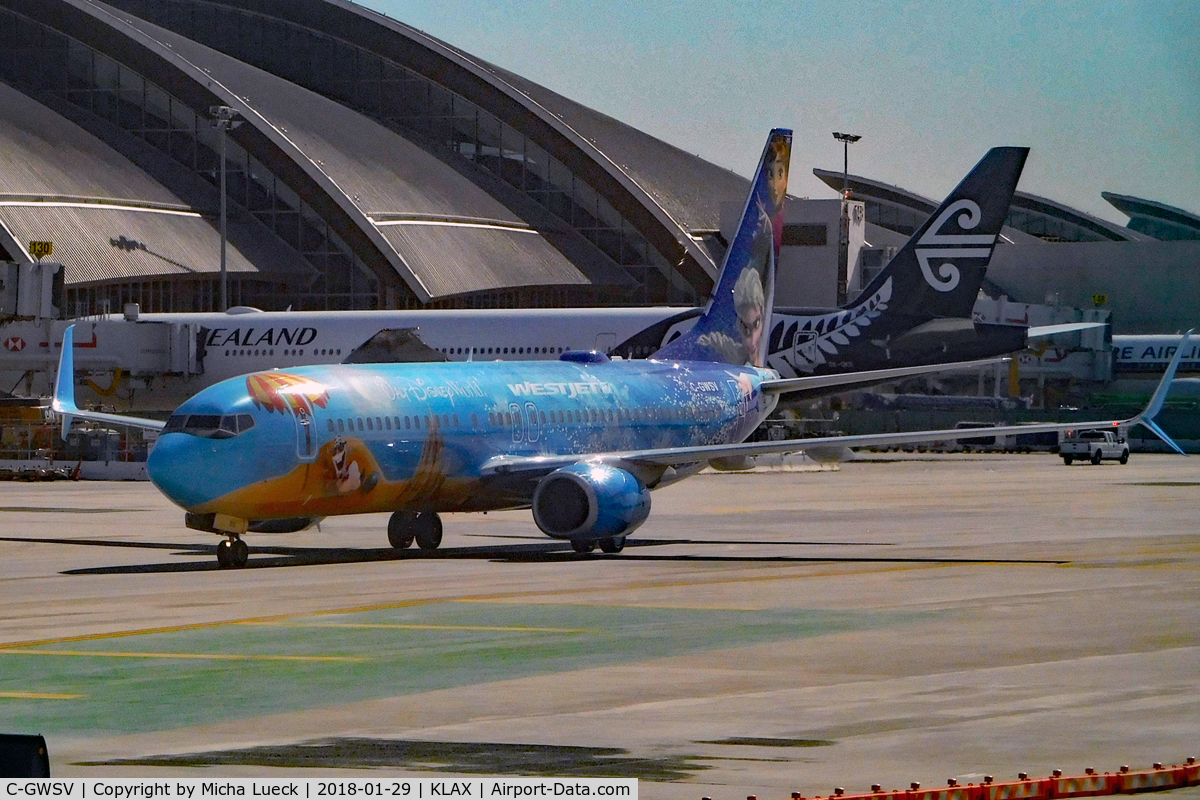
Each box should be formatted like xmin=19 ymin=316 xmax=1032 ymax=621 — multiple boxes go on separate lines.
xmin=616 ymin=147 xmax=1090 ymax=395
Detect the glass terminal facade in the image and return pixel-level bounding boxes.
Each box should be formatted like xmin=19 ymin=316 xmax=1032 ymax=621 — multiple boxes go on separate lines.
xmin=109 ymin=0 xmax=691 ymax=307
xmin=0 ymin=6 xmax=381 ymax=314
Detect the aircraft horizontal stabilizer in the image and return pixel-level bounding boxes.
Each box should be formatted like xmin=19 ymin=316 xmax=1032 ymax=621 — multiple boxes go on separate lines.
xmin=52 ymin=325 xmax=166 ymax=439
xmin=1026 ymin=322 xmax=1107 ymax=339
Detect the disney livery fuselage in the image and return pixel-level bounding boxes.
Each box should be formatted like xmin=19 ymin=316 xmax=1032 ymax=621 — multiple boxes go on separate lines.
xmin=148 ymin=355 xmax=776 ymax=526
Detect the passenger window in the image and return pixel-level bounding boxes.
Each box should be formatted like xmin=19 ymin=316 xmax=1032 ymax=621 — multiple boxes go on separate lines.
xmin=357 ymin=418 xmax=364 ymax=431
xmin=453 ymin=414 xmax=460 ymax=427
xmin=404 ymin=416 xmax=411 ymax=429
xmin=337 ymin=419 xmax=345 ymax=432
xmin=376 ymin=416 xmax=383 ymax=430
xmin=366 ymin=418 xmax=373 ymax=431
xmin=442 ymin=414 xmax=450 ymax=428
xmin=385 ymin=417 xmax=392 ymax=430
xmin=471 ymin=413 xmax=478 ymax=427
xmin=425 ymin=415 xmax=432 ymax=429
xmin=539 ymin=411 xmax=546 ymax=424
xmin=327 ymin=419 xmax=335 ymax=433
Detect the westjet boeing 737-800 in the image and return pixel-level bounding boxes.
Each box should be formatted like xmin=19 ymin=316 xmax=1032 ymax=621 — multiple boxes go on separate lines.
xmin=53 ymin=130 xmax=1185 ymax=568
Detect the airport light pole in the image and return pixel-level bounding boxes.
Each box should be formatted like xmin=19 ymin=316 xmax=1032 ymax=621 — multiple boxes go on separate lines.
xmin=832 ymin=132 xmax=861 ymax=305
xmin=832 ymin=132 xmax=862 ymax=197
xmin=210 ymin=106 xmax=243 ymax=312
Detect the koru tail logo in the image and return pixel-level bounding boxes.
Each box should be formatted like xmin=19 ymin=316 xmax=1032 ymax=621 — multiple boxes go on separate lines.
xmin=915 ymin=199 xmax=996 ymax=292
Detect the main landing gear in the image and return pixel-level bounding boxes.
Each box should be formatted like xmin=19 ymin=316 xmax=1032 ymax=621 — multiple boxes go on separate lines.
xmin=216 ymin=535 xmax=248 ymax=569
xmin=388 ymin=510 xmax=443 ymax=551
xmin=571 ymin=537 xmax=625 ymax=554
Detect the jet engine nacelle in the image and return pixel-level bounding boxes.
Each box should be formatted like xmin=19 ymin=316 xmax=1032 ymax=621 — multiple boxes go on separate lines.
xmin=532 ymin=464 xmax=650 ymax=540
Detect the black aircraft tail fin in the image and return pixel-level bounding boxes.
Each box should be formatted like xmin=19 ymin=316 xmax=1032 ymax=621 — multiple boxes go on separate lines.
xmin=848 ymin=146 xmax=1028 ymax=321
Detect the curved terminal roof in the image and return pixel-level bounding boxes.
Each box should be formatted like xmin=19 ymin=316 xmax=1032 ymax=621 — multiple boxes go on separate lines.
xmin=813 ymin=167 xmax=1145 ymax=244
xmin=99 ymin=0 xmax=751 ymax=290
xmin=0 ymin=81 xmax=305 ymax=286
xmin=72 ymin=0 xmax=622 ymax=301
xmin=1102 ymin=192 xmax=1200 ymax=241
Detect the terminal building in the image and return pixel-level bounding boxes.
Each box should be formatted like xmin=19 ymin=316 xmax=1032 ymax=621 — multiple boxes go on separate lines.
xmin=1 ymin=0 xmax=1199 ymax=423
xmin=0 ymin=0 xmax=756 ymax=316
xmin=1 ymin=0 xmax=1196 ymax=335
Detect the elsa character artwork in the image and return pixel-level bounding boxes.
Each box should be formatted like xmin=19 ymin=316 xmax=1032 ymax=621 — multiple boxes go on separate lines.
xmin=734 ymin=266 xmax=766 ymax=362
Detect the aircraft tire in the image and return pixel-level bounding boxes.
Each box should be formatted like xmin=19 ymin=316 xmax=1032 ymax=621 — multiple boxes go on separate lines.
xmin=1119 ymin=450 xmax=1129 ymax=465
xmin=1091 ymin=449 xmax=1102 ymax=465
xmin=414 ymin=512 xmax=443 ymax=551
xmin=599 ymin=537 xmax=625 ymax=554
xmin=216 ymin=540 xmax=232 ymax=568
xmin=387 ymin=511 xmax=417 ymax=549
xmin=571 ymin=538 xmax=595 ymax=554
xmin=230 ymin=539 xmax=249 ymax=568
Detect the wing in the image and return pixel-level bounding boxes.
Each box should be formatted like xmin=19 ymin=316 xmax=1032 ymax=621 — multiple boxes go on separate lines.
xmin=759 ymin=356 xmax=1007 ymax=396
xmin=483 ymin=331 xmax=1192 ymax=478
xmin=52 ymin=325 xmax=166 ymax=439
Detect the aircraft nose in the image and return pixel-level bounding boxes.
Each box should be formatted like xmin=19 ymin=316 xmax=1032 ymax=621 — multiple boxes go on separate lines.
xmin=147 ymin=433 xmax=215 ymax=510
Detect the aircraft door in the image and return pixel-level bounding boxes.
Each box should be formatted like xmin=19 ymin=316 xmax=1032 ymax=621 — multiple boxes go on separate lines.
xmin=508 ymin=402 xmax=523 ymax=443
xmin=595 ymin=333 xmax=617 ymax=354
xmin=525 ymin=401 xmax=539 ymax=442
xmin=295 ymin=408 xmax=317 ymax=461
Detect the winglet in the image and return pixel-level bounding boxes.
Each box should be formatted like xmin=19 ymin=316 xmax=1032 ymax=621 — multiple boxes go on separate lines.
xmin=51 ymin=324 xmax=78 ymax=440
xmin=1129 ymin=328 xmax=1192 ymax=455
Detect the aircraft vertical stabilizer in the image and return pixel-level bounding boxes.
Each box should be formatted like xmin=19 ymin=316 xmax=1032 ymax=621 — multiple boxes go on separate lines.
xmin=849 ymin=146 xmax=1028 ymax=320
xmin=654 ymin=128 xmax=792 ymax=367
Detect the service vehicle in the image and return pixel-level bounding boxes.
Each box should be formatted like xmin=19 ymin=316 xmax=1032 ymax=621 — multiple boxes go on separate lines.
xmin=1060 ymin=429 xmax=1129 ymax=465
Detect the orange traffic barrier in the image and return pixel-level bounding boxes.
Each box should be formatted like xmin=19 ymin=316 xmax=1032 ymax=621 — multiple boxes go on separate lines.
xmin=1050 ymin=770 xmax=1117 ymax=798
xmin=909 ymin=782 xmax=983 ymax=800
xmin=773 ymin=760 xmax=1199 ymax=800
xmin=1114 ymin=765 xmax=1186 ymax=794
xmin=982 ymin=777 xmax=1052 ymax=800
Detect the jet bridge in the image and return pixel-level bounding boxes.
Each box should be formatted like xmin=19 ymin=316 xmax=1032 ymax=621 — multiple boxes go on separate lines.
xmin=0 ymin=306 xmax=206 ymax=405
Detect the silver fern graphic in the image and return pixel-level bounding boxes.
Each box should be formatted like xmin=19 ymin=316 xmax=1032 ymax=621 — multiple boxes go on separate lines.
xmin=767 ymin=278 xmax=893 ymax=376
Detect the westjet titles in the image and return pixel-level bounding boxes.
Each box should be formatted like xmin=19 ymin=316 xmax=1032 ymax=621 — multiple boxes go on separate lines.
xmin=508 ymin=380 xmax=616 ymax=399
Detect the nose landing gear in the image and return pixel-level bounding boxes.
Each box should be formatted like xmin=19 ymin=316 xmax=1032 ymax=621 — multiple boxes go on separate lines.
xmin=388 ymin=510 xmax=443 ymax=551
xmin=216 ymin=536 xmax=248 ymax=569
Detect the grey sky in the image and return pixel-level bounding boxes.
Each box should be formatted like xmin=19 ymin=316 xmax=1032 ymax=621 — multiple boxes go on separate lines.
xmin=365 ymin=0 xmax=1199 ymax=226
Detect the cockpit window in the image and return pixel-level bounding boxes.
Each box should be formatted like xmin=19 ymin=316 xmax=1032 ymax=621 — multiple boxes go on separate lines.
xmin=164 ymin=413 xmax=256 ymax=439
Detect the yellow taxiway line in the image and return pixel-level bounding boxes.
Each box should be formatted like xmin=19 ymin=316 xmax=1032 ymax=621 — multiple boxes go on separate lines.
xmin=0 ymin=649 xmax=365 ymax=662
xmin=243 ymin=621 xmax=595 ymax=634
xmin=0 ymin=691 xmax=83 ymax=699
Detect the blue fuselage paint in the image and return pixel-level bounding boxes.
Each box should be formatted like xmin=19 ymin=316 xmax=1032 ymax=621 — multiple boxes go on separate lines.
xmin=147 ymin=358 xmax=777 ymax=521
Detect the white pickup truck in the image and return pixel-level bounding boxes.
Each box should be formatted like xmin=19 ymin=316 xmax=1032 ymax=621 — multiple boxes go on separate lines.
xmin=1060 ymin=429 xmax=1130 ymax=465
